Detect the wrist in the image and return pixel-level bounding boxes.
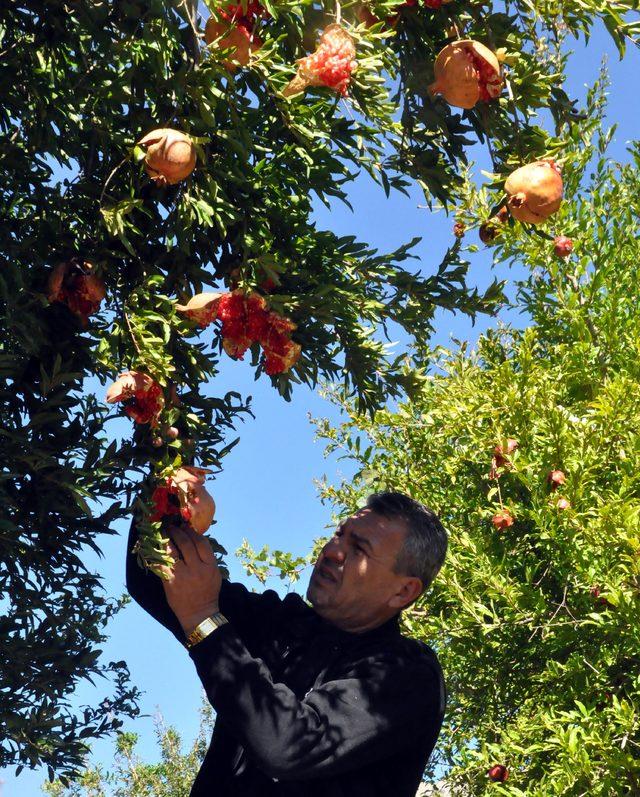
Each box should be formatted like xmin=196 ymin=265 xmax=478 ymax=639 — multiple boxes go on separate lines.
xmin=180 ymin=605 xmax=220 ymax=637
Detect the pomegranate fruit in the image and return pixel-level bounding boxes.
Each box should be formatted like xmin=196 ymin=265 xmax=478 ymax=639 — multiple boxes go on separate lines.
xmin=493 ymin=438 xmax=518 ymax=468
xmin=488 ymin=765 xmax=509 ymax=782
xmin=547 ymin=469 xmax=566 ymax=489
xmin=283 ymin=24 xmax=357 ymax=98
xmin=553 ymin=235 xmax=573 ymax=258
xmin=428 ymin=40 xmax=503 ymax=109
xmin=491 ymin=510 xmax=514 ymax=530
xmin=479 ymin=205 xmax=509 ymax=243
xmin=204 ymin=14 xmax=262 ymax=68
xmin=214 ymin=290 xmax=300 ymax=373
xmin=106 ymin=371 xmax=164 ymax=426
xmin=260 ymin=312 xmax=301 ymax=375
xmin=505 ymin=160 xmax=563 ymax=224
xmin=151 ymin=466 xmax=215 ymax=534
xmin=48 ymin=260 xmax=106 ymax=326
xmin=137 ymin=128 xmax=196 ymax=186
xmin=171 ymin=467 xmax=216 ymax=534
xmin=556 ymin=497 xmax=571 ymax=511
xmin=176 ymin=292 xmax=223 ymax=328
xmin=216 ymin=290 xmax=268 ymax=359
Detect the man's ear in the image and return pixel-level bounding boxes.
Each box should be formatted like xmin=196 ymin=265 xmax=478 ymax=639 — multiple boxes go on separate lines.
xmin=389 ymin=576 xmax=423 ymax=611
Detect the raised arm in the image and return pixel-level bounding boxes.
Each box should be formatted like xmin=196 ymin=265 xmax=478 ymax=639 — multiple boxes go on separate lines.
xmin=188 ymin=624 xmax=445 ymax=781
xmin=125 ymin=516 xmax=185 ymax=643
xmin=126 ymin=518 xmax=290 ymax=650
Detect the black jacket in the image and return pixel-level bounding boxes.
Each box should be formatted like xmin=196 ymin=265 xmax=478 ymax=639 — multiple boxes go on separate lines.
xmin=126 ymin=521 xmax=447 ymax=796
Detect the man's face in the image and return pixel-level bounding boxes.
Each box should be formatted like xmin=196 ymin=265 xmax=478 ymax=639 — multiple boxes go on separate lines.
xmin=306 ymin=508 xmax=421 ymax=632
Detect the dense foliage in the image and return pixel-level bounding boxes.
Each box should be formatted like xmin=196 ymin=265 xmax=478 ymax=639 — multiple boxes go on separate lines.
xmin=1 ymin=0 xmax=638 ymax=784
xmin=313 ymin=95 xmax=640 ymax=794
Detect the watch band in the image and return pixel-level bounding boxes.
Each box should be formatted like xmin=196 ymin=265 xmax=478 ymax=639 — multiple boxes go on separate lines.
xmin=186 ymin=612 xmax=229 ymax=649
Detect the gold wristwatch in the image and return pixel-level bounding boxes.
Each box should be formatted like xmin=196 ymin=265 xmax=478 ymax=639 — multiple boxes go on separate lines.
xmin=186 ymin=612 xmax=229 ymax=649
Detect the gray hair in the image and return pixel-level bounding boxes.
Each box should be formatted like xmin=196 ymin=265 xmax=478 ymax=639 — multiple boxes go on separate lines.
xmin=365 ymin=491 xmax=448 ymax=595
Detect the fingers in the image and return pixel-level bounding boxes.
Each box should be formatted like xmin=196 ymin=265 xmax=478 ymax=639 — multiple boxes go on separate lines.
xmin=169 ymin=524 xmax=215 ymax=566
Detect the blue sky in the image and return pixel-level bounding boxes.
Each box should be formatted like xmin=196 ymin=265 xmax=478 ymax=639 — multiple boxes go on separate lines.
xmin=1 ymin=22 xmax=638 ymax=797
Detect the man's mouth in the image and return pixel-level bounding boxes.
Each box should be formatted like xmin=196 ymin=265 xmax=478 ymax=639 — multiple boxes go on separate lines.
xmin=316 ymin=565 xmax=338 ymax=584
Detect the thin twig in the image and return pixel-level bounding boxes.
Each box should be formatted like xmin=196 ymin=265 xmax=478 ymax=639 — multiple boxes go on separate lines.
xmin=99 ymin=156 xmax=129 ymax=207
xmin=124 ymin=312 xmax=142 ymax=357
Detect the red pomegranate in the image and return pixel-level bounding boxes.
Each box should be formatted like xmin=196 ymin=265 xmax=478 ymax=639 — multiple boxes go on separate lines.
xmin=204 ymin=15 xmax=262 ymax=68
xmin=491 ymin=510 xmax=514 ymax=530
xmin=428 ymin=40 xmax=502 ymax=109
xmin=547 ymin=469 xmax=566 ymax=489
xmin=284 ymin=24 xmax=357 ymax=98
xmin=505 ymin=160 xmax=563 ymax=224
xmin=216 ymin=290 xmax=268 ymax=359
xmin=137 ymin=128 xmax=196 ymax=186
xmin=106 ymin=371 xmax=164 ymax=426
xmin=488 ymin=764 xmax=509 ymax=782
xmin=553 ymin=235 xmax=573 ymax=258
xmin=260 ymin=312 xmax=301 ymax=375
xmin=47 ymin=260 xmax=106 ymax=326
xmin=176 ymin=292 xmax=223 ymax=328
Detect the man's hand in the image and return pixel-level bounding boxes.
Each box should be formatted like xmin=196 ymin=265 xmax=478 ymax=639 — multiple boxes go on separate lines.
xmin=160 ymin=523 xmax=222 ymax=637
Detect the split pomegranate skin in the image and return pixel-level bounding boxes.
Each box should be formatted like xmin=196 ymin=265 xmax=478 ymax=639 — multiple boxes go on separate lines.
xmin=429 ymin=40 xmax=503 ymax=109
xmin=284 ymin=24 xmax=357 ymax=98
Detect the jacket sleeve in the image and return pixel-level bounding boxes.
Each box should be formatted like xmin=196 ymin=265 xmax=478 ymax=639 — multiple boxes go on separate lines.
xmin=125 ymin=516 xmax=185 ymax=644
xmin=125 ymin=517 xmax=286 ymax=649
xmin=188 ymin=623 xmax=444 ymax=781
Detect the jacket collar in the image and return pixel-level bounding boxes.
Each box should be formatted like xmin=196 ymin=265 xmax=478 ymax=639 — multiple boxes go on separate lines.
xmin=312 ymin=610 xmax=401 ymax=645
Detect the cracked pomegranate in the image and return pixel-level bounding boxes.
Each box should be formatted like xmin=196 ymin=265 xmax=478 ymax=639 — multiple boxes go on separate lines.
xmin=47 ymin=260 xmax=106 ymax=326
xmin=138 ymin=128 xmax=196 ymax=186
xmin=217 ymin=290 xmax=268 ymax=359
xmin=284 ymin=24 xmax=356 ymax=98
xmin=429 ymin=40 xmax=502 ymax=109
xmin=505 ymin=160 xmax=563 ymax=224
xmin=105 ymin=371 xmax=164 ymax=427
xmin=151 ymin=466 xmax=215 ymax=534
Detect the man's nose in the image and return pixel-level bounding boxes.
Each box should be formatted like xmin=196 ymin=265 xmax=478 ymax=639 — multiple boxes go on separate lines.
xmin=323 ymin=537 xmax=346 ymax=563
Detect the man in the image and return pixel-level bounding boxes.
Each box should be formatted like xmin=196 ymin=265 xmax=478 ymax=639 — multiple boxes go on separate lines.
xmin=126 ymin=491 xmax=448 ymax=796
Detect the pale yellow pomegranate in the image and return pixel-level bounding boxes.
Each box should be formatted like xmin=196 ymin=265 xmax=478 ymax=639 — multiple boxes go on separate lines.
xmin=204 ymin=16 xmax=261 ymax=68
xmin=137 ymin=128 xmax=196 ymax=186
xmin=175 ymin=292 xmax=222 ymax=328
xmin=504 ymin=160 xmax=563 ymax=224
xmin=429 ymin=39 xmax=502 ymax=109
